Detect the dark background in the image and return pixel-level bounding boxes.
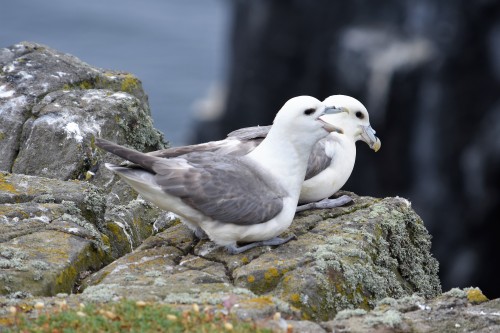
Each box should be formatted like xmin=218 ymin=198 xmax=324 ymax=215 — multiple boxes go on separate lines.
xmin=191 ymin=0 xmax=500 ymax=299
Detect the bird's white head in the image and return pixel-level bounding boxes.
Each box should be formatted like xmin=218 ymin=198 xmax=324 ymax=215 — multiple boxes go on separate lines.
xmin=322 ymin=95 xmax=381 ymax=152
xmin=272 ymin=95 xmax=345 ymax=146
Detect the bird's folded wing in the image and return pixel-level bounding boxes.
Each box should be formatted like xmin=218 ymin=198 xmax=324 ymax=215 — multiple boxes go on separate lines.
xmin=226 ymin=125 xmax=272 ymax=140
xmin=145 ymin=128 xmax=268 ymax=159
xmin=153 ymin=152 xmax=285 ymax=226
xmin=146 ymin=142 xmax=222 ymax=158
xmin=305 ymin=138 xmax=334 ymax=180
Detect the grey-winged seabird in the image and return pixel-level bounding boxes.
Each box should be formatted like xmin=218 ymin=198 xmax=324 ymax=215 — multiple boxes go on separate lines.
xmin=96 ymin=96 xmax=344 ymax=254
xmin=146 ymin=95 xmax=381 ymax=212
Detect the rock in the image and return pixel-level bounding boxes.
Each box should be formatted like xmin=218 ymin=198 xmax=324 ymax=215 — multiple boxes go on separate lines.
xmin=0 ymin=287 xmax=496 ymax=332
xmin=0 ymin=40 xmax=442 ymax=325
xmin=0 ymin=155 xmax=162 ymax=297
xmin=0 ymin=41 xmax=165 ymax=181
xmin=1 ymin=40 xmax=498 ymax=331
xmin=0 ymin=41 xmax=168 ymax=297
xmin=323 ymin=287 xmax=499 ymax=332
xmin=81 ymin=193 xmax=441 ymax=321
xmin=0 ymin=172 xmax=111 ymax=296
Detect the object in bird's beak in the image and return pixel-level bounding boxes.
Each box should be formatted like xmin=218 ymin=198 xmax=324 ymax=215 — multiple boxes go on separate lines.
xmin=361 ymin=125 xmax=381 ymax=152
xmin=318 ymin=106 xmax=345 ymax=134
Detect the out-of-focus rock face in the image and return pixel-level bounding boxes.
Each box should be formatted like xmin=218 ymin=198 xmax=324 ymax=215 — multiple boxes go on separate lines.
xmin=191 ymin=1 xmax=500 ymax=297
xmin=0 ymin=41 xmax=164 ymax=180
xmin=82 ymin=193 xmax=441 ymax=321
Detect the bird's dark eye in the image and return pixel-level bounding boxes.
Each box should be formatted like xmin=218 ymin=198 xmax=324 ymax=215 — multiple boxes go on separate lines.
xmin=355 ymin=111 xmax=364 ymax=119
xmin=304 ymin=108 xmax=316 ymax=115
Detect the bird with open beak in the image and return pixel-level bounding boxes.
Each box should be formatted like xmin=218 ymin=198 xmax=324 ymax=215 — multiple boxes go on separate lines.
xmin=96 ymin=96 xmax=346 ymax=254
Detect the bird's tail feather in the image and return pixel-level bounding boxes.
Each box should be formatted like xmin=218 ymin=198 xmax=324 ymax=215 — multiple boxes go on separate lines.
xmin=95 ymin=138 xmax=159 ymax=173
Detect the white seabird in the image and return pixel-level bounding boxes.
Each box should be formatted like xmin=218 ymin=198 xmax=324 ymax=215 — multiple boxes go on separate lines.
xmin=146 ymin=95 xmax=381 ymax=211
xmin=96 ymin=96 xmax=344 ymax=254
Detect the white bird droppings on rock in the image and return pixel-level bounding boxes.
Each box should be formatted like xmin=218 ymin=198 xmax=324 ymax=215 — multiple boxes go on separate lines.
xmin=64 ymin=122 xmax=84 ymax=142
xmin=0 ymin=85 xmax=15 ymax=98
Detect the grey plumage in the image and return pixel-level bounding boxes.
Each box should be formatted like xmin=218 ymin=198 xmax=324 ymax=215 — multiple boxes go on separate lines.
xmin=144 ymin=95 xmax=380 ymax=207
xmin=148 ymin=125 xmax=334 ymax=183
xmin=97 ymin=139 xmax=286 ymax=226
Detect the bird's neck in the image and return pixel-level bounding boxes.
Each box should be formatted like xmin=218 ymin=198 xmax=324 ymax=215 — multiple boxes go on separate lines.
xmin=246 ymin=126 xmax=318 ymax=199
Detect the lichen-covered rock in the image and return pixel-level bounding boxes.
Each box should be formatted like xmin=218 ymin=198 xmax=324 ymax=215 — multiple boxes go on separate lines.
xmin=323 ymin=287 xmax=498 ymax=332
xmin=82 ymin=193 xmax=441 ymax=321
xmin=0 ymin=41 xmax=166 ymax=180
xmin=0 ymin=172 xmax=164 ymax=296
xmin=0 ymin=172 xmax=111 ymax=296
xmin=0 ymin=41 xmax=444 ymax=324
xmin=0 ymin=41 xmax=169 ymax=297
xmin=0 ymin=287 xmax=496 ymax=332
xmin=231 ymin=195 xmax=441 ymax=321
xmin=102 ymin=197 xmax=165 ymax=259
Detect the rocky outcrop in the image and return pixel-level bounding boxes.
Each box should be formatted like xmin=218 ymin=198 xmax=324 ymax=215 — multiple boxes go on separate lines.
xmin=0 ymin=42 xmax=167 ymax=296
xmin=80 ymin=193 xmax=440 ymax=321
xmin=0 ymin=287 xmax=495 ymax=332
xmin=324 ymin=288 xmax=498 ymax=332
xmin=0 ymin=41 xmax=445 ymax=325
xmin=0 ymin=171 xmax=169 ymax=296
xmin=0 ymin=41 xmax=165 ymax=181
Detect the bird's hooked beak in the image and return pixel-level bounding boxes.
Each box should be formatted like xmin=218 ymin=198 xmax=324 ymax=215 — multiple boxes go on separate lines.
xmin=360 ymin=125 xmax=381 ymax=152
xmin=317 ymin=106 xmax=346 ymax=134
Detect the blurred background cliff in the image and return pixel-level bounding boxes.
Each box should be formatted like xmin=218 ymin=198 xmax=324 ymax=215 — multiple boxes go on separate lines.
xmin=2 ymin=0 xmax=499 ymax=298
xmin=191 ymin=0 xmax=500 ymax=299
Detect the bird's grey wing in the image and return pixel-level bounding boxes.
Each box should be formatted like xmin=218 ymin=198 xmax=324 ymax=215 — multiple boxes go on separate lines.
xmin=144 ymin=125 xmax=270 ymax=160
xmin=305 ymin=138 xmax=333 ymax=180
xmin=145 ymin=135 xmax=262 ymax=159
xmin=153 ymin=153 xmax=284 ymax=225
xmin=226 ymin=125 xmax=272 ymax=140
xmin=146 ymin=141 xmax=225 ymax=158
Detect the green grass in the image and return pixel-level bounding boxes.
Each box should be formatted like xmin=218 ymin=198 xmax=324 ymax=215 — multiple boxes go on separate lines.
xmin=4 ymin=300 xmax=272 ymax=333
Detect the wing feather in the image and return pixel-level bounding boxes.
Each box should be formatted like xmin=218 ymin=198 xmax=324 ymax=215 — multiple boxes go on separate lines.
xmin=227 ymin=125 xmax=271 ymax=140
xmin=305 ymin=138 xmax=333 ymax=180
xmin=153 ymin=152 xmax=285 ymax=225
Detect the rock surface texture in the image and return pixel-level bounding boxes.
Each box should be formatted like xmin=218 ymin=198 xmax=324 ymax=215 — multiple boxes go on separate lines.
xmin=80 ymin=194 xmax=440 ymax=321
xmin=0 ymin=42 xmax=167 ymax=297
xmin=0 ymin=41 xmax=164 ymax=180
xmin=4 ymin=42 xmax=495 ymax=330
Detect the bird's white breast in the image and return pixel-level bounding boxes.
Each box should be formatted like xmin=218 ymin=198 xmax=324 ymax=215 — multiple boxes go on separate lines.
xmin=200 ymin=196 xmax=297 ymax=245
xmin=299 ymin=137 xmax=356 ymax=203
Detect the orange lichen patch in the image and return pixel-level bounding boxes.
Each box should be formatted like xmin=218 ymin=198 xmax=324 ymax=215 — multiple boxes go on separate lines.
xmin=264 ymin=268 xmax=280 ymax=281
xmin=0 ymin=173 xmax=18 ymax=193
xmin=241 ymin=296 xmax=275 ymax=308
xmin=466 ymin=288 xmax=488 ymax=304
xmin=247 ymin=275 xmax=255 ymax=283
xmin=289 ymin=293 xmax=301 ymax=303
xmin=120 ymin=74 xmax=139 ymax=93
xmin=241 ymin=256 xmax=250 ymax=265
